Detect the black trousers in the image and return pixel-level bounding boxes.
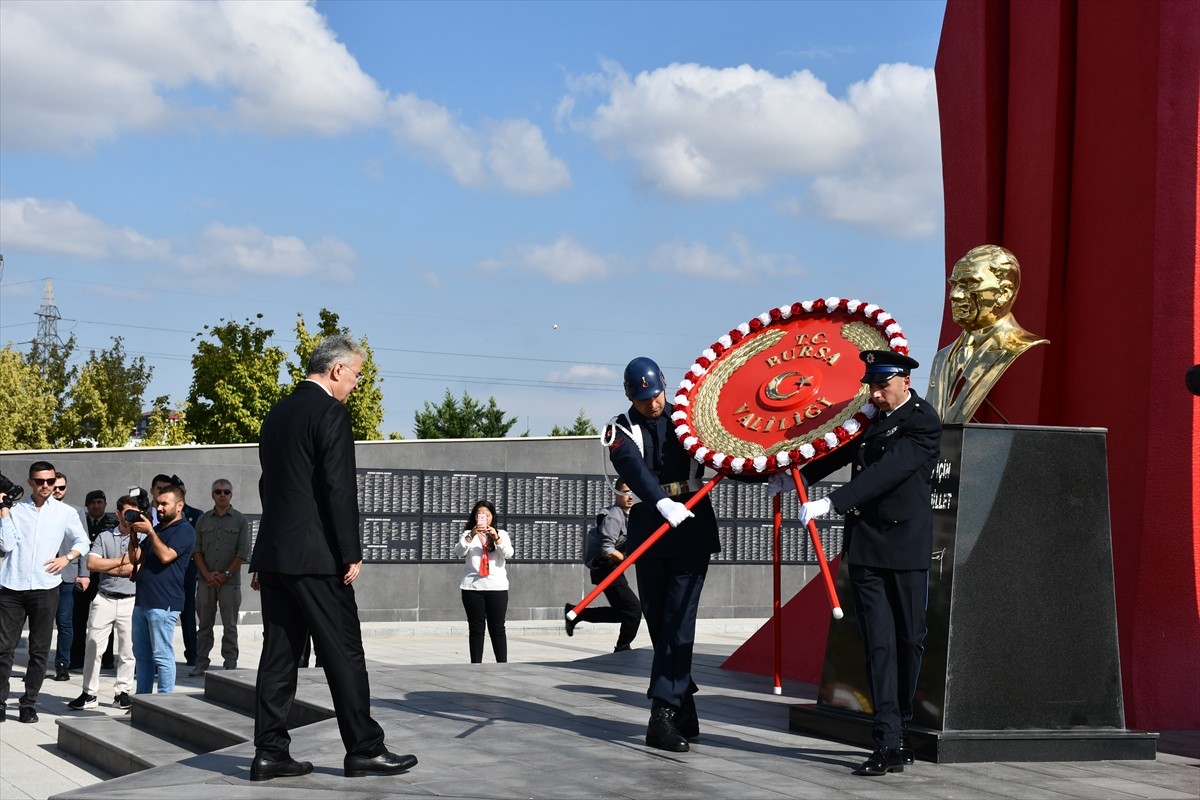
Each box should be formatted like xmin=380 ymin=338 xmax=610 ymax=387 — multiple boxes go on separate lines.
xmin=0 ymin=586 xmax=59 ymax=708
xmin=577 ymin=566 xmax=642 ymax=649
xmin=461 ymin=589 xmax=507 ymax=663
xmin=181 ymin=561 xmax=197 ymax=663
xmin=71 ymin=578 xmax=101 ymax=667
xmin=635 ymin=551 xmax=709 ymax=707
xmin=849 ymin=565 xmax=928 ymax=749
xmin=254 ymin=572 xmax=385 ymax=759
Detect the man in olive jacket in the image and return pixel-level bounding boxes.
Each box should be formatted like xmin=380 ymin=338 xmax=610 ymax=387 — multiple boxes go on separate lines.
xmin=800 ymin=350 xmax=942 ymax=777
xmin=250 ymin=334 xmax=416 ymax=782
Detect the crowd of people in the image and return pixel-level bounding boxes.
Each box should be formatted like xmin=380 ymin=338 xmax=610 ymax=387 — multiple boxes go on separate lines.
xmin=0 ymin=465 xmax=250 ymax=721
xmin=0 ymin=338 xmax=940 ymax=782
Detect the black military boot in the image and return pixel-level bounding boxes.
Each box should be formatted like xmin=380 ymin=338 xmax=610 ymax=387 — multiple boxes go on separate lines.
xmin=675 ymin=693 xmax=700 ymax=741
xmin=645 ymin=700 xmax=689 ymax=752
xmin=898 ymin=724 xmax=914 ymax=765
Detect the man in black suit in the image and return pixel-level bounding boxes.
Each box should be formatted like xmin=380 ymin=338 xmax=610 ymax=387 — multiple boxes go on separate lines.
xmin=249 ymin=334 xmax=417 ymax=781
xmin=800 ymin=350 xmax=942 ymax=777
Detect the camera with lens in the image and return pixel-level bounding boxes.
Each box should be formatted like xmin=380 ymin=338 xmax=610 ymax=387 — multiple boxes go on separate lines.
xmin=0 ymin=472 xmax=24 ymax=509
xmin=123 ymin=486 xmax=152 ymax=523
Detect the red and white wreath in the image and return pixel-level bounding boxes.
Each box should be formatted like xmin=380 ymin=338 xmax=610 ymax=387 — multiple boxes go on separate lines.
xmin=671 ymin=297 xmax=909 ymax=475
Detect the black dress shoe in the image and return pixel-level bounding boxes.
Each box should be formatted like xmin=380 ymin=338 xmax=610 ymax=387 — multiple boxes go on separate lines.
xmin=613 ymin=643 xmax=632 ymax=652
xmin=250 ymin=755 xmax=314 ymax=782
xmin=344 ymin=749 xmax=418 ymax=777
xmin=54 ymin=664 xmax=70 ymax=681
xmin=19 ymin=706 xmax=38 ymax=724
xmin=645 ymin=700 xmax=688 ymax=752
xmin=854 ymin=746 xmax=904 ymax=776
xmin=563 ymin=603 xmax=578 ymax=637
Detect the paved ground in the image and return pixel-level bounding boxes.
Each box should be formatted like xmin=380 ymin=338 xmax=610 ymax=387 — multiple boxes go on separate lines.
xmin=1 ymin=618 xmax=1197 ymax=800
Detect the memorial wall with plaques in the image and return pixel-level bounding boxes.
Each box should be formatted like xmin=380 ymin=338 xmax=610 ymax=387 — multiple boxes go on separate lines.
xmin=247 ymin=467 xmax=844 ymax=565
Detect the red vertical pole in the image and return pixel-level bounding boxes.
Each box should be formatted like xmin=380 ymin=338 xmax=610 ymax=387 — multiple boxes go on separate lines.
xmin=790 ymin=467 xmax=843 ymax=619
xmin=772 ymin=492 xmax=783 ymax=695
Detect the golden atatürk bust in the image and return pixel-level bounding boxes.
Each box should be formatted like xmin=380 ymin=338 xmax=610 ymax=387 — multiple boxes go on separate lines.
xmin=926 ymin=244 xmax=1049 ymax=423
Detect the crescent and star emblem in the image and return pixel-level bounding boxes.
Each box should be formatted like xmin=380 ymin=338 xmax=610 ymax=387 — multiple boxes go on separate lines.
xmin=764 ymin=371 xmax=811 ymax=401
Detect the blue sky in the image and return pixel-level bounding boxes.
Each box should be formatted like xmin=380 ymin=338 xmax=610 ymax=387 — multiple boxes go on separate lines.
xmin=0 ymin=0 xmax=948 ymax=438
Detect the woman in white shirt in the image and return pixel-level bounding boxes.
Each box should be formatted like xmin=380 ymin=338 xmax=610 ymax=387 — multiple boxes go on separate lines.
xmin=453 ymin=500 xmax=514 ymax=663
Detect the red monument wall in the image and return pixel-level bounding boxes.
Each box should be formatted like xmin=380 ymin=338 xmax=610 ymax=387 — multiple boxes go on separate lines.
xmin=935 ymin=0 xmax=1198 ymax=730
xmin=724 ymin=0 xmax=1199 ymax=731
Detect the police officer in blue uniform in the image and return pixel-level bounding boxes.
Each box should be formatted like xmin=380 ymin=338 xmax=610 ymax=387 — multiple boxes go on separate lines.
xmin=799 ymin=350 xmax=942 ymax=776
xmin=603 ymin=357 xmax=720 ymax=752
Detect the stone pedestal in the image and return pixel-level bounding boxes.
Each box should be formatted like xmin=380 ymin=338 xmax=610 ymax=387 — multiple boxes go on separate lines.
xmin=789 ymin=424 xmax=1157 ymax=762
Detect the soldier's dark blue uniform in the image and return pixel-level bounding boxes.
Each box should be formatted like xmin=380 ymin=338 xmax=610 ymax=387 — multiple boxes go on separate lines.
xmin=801 ymin=350 xmax=941 ymax=776
xmin=605 ymin=357 xmax=720 ymax=752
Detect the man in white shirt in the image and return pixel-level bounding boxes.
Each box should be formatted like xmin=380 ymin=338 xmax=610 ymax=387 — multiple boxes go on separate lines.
xmin=0 ymin=461 xmax=89 ymax=723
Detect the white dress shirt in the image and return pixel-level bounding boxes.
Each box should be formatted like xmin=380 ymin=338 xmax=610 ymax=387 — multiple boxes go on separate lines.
xmin=0 ymin=496 xmax=90 ymax=591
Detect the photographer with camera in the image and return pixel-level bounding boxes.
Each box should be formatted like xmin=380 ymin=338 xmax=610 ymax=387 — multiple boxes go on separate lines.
xmin=127 ymin=484 xmax=194 ymax=694
xmin=0 ymin=461 xmax=89 ymax=723
xmin=454 ymin=499 xmax=514 ymax=664
xmin=68 ymin=495 xmax=142 ymax=711
xmin=150 ymin=474 xmax=202 ymax=667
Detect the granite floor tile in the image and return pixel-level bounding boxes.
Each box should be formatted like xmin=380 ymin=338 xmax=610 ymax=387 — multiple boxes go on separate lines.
xmin=0 ymin=621 xmax=1189 ymax=800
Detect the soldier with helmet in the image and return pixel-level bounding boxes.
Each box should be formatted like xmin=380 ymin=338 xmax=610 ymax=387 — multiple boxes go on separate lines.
xmin=600 ymin=356 xmax=721 ymax=752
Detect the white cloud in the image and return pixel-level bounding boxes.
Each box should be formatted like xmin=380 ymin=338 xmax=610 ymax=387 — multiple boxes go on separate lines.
xmin=483 ymin=230 xmax=802 ymax=284
xmin=646 ymin=232 xmax=805 ymax=281
xmin=647 ymin=240 xmax=736 ymax=280
xmin=0 ymin=196 xmax=355 ymax=281
xmin=179 ymin=223 xmax=357 ymax=280
xmin=0 ymin=198 xmax=171 ymax=261
xmin=387 ymin=96 xmax=570 ymax=193
xmin=801 ymin=63 xmax=943 ymax=238
xmin=0 ymin=0 xmax=571 ymax=194
xmin=481 ymin=235 xmax=611 ymax=283
xmin=0 ymin=0 xmax=387 ymax=151
xmin=561 ymin=59 xmax=941 ymax=237
xmin=484 ymin=119 xmax=571 ymax=194
xmin=563 ymin=59 xmax=862 ymax=198
xmin=387 ymin=93 xmax=487 ymax=187
xmin=546 ymin=364 xmax=617 ymax=383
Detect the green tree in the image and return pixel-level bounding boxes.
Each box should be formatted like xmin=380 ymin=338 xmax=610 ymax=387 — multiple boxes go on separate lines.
xmin=139 ymin=395 xmax=192 ymax=447
xmin=58 ymin=337 xmax=152 ymax=447
xmin=413 ymin=389 xmax=517 ymax=439
xmin=28 ymin=334 xmax=77 ymax=446
xmin=288 ymin=309 xmax=384 ymax=440
xmin=0 ymin=343 xmax=57 ymax=450
xmin=549 ymin=409 xmax=598 ymax=437
xmin=187 ymin=314 xmax=286 ymax=444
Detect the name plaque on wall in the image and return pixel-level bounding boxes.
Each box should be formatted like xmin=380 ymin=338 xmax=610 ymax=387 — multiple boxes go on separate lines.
xmin=248 ymin=469 xmax=843 ymax=565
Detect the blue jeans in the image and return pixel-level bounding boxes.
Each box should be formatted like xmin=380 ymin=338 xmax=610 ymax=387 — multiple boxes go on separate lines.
xmin=55 ymin=582 xmax=75 ymax=669
xmin=131 ymin=605 xmax=179 ymax=694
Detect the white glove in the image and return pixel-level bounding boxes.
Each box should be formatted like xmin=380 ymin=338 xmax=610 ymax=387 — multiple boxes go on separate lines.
xmin=767 ymin=472 xmax=794 ymax=498
xmin=656 ymin=497 xmax=695 ymax=528
xmin=799 ymin=497 xmax=832 ymax=526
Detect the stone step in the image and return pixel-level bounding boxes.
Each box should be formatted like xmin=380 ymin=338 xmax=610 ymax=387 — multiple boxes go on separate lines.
xmin=130 ymin=692 xmax=254 ymax=752
xmin=56 ymin=715 xmax=198 ymax=778
xmin=203 ymin=668 xmax=335 ymax=728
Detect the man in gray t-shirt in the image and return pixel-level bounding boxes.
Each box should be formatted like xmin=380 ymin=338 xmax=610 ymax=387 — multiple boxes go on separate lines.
xmin=69 ymin=495 xmax=141 ymax=711
xmin=564 ymin=479 xmax=642 ymax=652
